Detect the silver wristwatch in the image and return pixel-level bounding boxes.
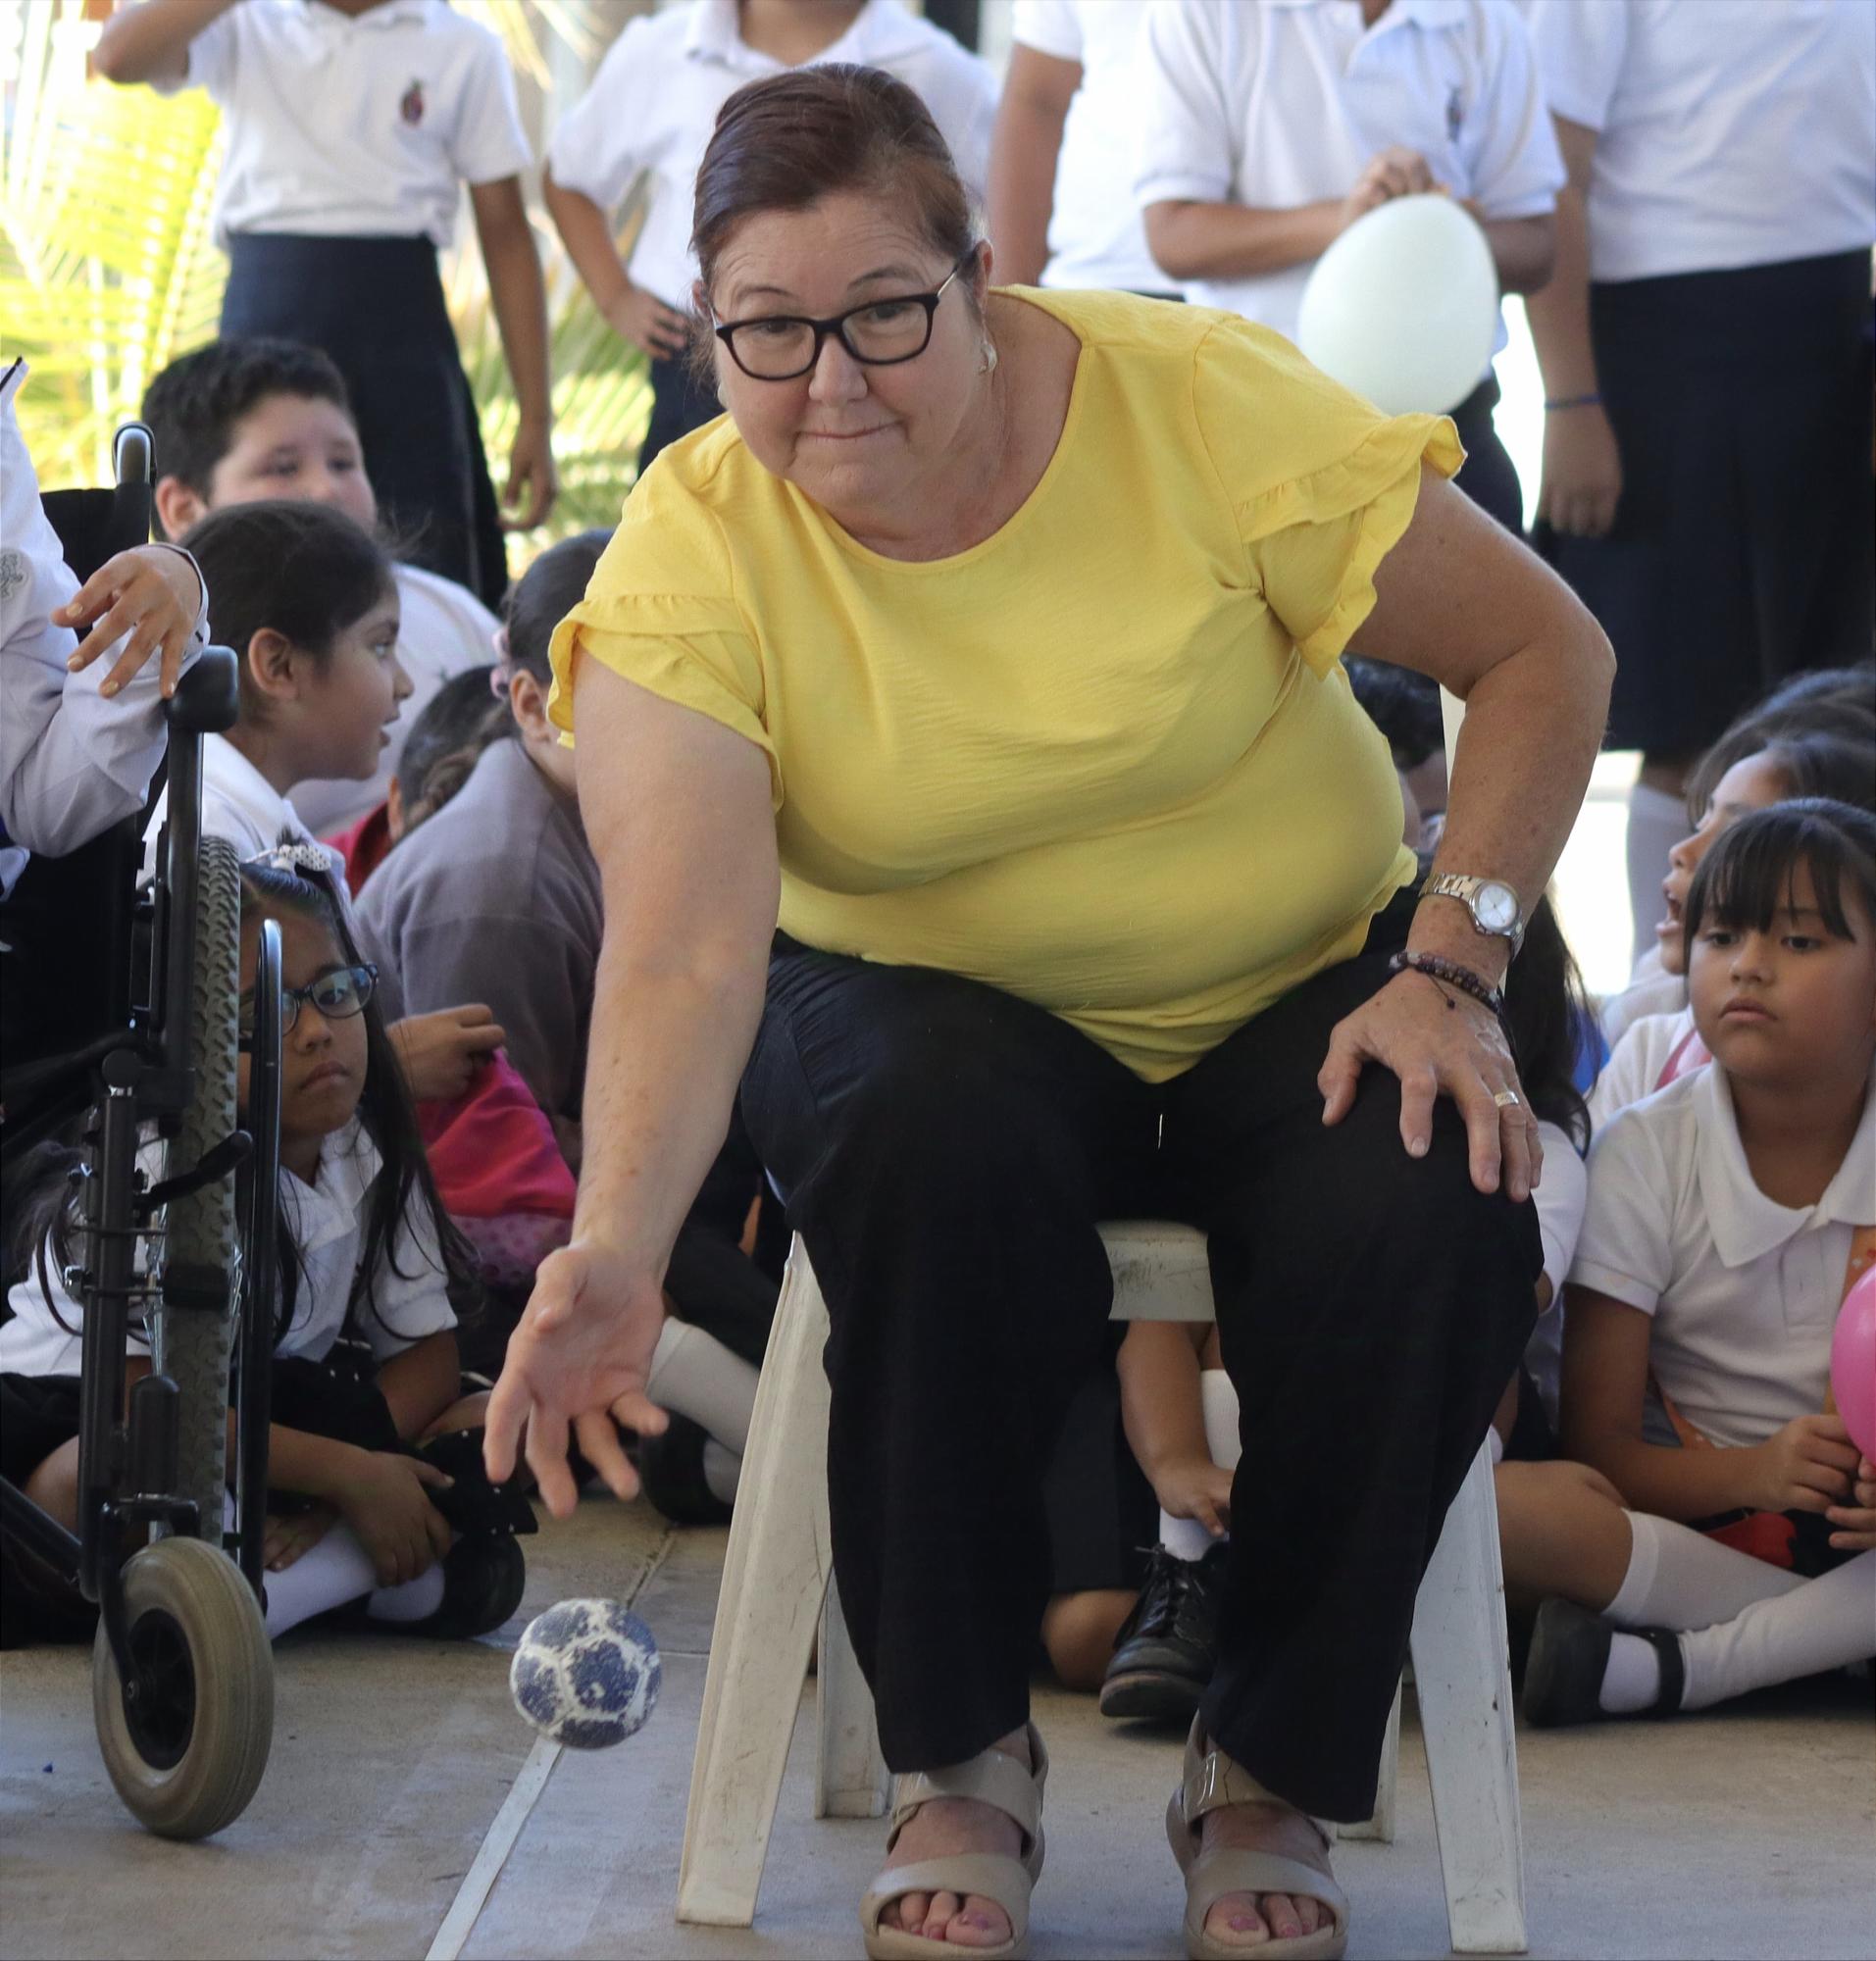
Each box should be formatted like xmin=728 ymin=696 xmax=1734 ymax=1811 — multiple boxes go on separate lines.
xmin=1420 ymin=873 xmax=1526 ymax=954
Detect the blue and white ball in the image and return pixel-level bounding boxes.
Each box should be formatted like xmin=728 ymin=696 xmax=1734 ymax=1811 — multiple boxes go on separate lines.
xmin=510 ymin=1600 xmax=661 ymax=1749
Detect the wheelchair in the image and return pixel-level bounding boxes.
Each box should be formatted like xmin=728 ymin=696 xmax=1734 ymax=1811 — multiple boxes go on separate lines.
xmin=0 ymin=423 xmax=281 ymax=1839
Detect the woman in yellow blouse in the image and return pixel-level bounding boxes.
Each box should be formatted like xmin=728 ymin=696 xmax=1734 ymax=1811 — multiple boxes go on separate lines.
xmin=486 ymin=67 xmax=1611 ymax=1961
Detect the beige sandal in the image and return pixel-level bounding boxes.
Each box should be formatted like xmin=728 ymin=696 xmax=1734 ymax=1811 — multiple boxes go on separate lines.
xmin=1165 ymin=1718 xmax=1349 ymax=1961
xmin=859 ymin=1724 xmax=1048 ymax=1961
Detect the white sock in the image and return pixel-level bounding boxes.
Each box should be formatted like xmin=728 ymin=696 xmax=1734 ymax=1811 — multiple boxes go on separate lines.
xmin=701 ymin=1438 xmax=740 ymax=1505
xmin=1160 ymin=1512 xmax=1215 ymax=1563
xmin=1598 ymin=1634 xmax=1663 ymax=1714
xmin=1199 ymin=1369 xmax=1242 ymax=1472
xmin=263 ymin=1525 xmax=377 ymax=1637
xmin=1626 ymin=783 xmax=1687 ymax=973
xmin=647 ymin=1317 xmax=759 ymax=1456
xmin=365 ymin=1563 xmax=447 ymax=1624
xmin=1607 ymin=1511 xmax=1807 ymax=1632
xmin=1679 ymin=1551 xmax=1876 ymax=1711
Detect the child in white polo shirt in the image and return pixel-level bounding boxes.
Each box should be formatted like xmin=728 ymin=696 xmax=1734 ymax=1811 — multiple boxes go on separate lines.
xmin=1135 ymin=0 xmax=1563 ymax=533
xmin=542 ymin=0 xmax=997 ymax=475
xmin=989 ymin=1 xmax=1184 ymax=296
xmin=1495 ymin=801 xmax=1876 ymax=1727
xmin=141 ymin=337 xmax=503 ymax=835
xmin=95 ymin=0 xmax=555 ymax=609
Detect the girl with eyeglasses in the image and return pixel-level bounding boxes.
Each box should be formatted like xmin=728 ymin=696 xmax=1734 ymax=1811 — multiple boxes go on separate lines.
xmin=0 ymin=855 xmax=532 ymax=1650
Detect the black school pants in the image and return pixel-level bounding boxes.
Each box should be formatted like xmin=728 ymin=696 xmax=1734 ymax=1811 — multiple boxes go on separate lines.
xmin=740 ymin=893 xmax=1540 ymax=1822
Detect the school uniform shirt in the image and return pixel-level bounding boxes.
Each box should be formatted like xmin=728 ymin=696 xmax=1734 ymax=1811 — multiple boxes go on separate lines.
xmin=1599 ymin=945 xmax=1686 ymax=1047
xmin=544 ymin=0 xmax=998 ymax=310
xmin=1135 ymin=0 xmax=1562 ymax=344
xmin=1 ymin=363 xmax=207 ymax=896
xmin=1522 ymin=0 xmax=1876 ymax=283
xmin=292 ymin=564 xmax=501 ymax=835
xmin=1011 ymin=0 xmax=1183 ymax=294
xmin=0 ymin=1118 xmax=455 ymax=1381
xmin=1569 ymin=1063 xmax=1876 ymax=1453
xmin=357 ymin=736 xmax=602 ymax=1125
xmin=157 ymin=0 xmax=532 ymax=249
xmin=138 ymin=732 xmax=339 ymax=887
xmin=1588 ymin=1004 xmax=1699 ymax=1131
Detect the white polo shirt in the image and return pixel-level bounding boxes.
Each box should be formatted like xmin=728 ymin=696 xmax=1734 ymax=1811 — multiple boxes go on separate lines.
xmin=545 ymin=0 xmax=999 ymax=309
xmin=0 ymin=1119 xmax=455 ymax=1381
xmin=138 ymin=734 xmax=343 ymax=894
xmin=1588 ymin=1004 xmax=1699 ymax=1131
xmin=159 ymin=0 xmax=532 ymax=249
xmin=293 ymin=564 xmax=500 ymax=835
xmin=1136 ymin=0 xmax=1563 ymax=342
xmin=2 ymin=362 xmax=207 ymax=895
xmin=1012 ymin=1 xmax=1183 ymax=293
xmin=1569 ymin=1063 xmax=1876 ymax=1452
xmin=1522 ymin=0 xmax=1876 ymax=283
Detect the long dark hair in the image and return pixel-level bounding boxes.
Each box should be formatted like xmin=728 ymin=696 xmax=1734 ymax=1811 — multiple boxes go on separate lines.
xmin=1685 ymin=664 xmax=1876 ymax=823
xmin=1502 ymin=893 xmax=1593 ymax=1152
xmin=1684 ymin=798 xmax=1876 ymax=953
xmin=5 ymin=853 xmax=479 ymax=1342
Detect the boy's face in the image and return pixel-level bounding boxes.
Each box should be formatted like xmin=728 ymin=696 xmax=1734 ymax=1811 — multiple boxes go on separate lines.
xmin=1688 ymin=864 xmax=1876 ymax=1086
xmin=158 ymin=392 xmax=380 ymax=537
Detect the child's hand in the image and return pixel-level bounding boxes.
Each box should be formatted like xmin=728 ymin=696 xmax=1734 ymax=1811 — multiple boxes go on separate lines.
xmin=390 ymin=1005 xmax=506 ymax=1102
xmin=1825 ymin=1455 xmax=1876 ymax=1552
xmin=330 ymin=1451 xmax=454 ymax=1587
xmin=606 ymin=280 xmax=691 ymax=362
xmin=264 ymin=1504 xmax=336 ymax=1573
xmin=1152 ymin=1455 xmax=1234 ymax=1539
xmin=1748 ymin=1414 xmax=1860 ymax=1515
xmin=1342 ymin=146 xmax=1436 ymax=228
xmin=503 ymin=417 xmax=557 ymax=533
xmin=54 ymin=544 xmax=202 ymax=699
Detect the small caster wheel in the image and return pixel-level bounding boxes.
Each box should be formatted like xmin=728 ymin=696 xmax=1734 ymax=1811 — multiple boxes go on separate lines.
xmin=92 ymin=1536 xmax=274 ymax=1838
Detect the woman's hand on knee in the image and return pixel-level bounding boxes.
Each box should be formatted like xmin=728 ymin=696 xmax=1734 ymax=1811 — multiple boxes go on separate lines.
xmin=483 ymin=1242 xmax=671 ymax=1519
xmin=1318 ymin=972 xmax=1543 ymax=1202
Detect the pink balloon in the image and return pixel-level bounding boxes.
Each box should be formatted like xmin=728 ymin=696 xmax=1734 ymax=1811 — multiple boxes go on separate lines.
xmin=1831 ymin=1266 xmax=1876 ymax=1463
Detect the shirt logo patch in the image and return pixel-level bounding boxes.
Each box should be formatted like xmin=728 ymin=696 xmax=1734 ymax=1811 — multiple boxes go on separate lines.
xmin=0 ymin=550 xmax=25 ymax=606
xmin=400 ymin=78 xmax=426 ymax=126
xmin=1446 ymin=87 xmax=1465 ymax=144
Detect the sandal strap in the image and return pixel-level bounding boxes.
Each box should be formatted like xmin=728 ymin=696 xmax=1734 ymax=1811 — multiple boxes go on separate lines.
xmin=1185 ymin=1844 xmax=1349 ymax=1930
xmin=887 ymin=1725 xmax=1046 ymax=1857
xmin=1177 ymin=1725 xmax=1330 ymax=1851
xmin=860 ymin=1852 xmax=1034 ymax=1944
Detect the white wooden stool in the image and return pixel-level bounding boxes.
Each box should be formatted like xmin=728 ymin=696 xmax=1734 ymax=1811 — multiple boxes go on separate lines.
xmin=678 ymin=1224 xmax=1527 ymax=1953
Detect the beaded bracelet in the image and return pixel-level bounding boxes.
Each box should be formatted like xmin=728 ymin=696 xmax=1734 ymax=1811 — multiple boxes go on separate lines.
xmin=1387 ymin=950 xmax=1507 ymax=1022
xmin=1543 ymin=390 xmax=1602 ymax=412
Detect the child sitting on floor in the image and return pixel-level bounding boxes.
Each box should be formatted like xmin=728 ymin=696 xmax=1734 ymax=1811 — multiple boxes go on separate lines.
xmin=1496 ymin=801 xmax=1876 ymax=1726
xmin=1593 ymin=729 xmax=1876 ymax=1121
xmin=0 ymin=853 xmax=532 ymax=1646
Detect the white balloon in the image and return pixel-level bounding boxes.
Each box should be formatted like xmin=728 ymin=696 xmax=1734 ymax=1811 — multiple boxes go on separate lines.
xmin=1296 ymin=195 xmax=1499 ymax=416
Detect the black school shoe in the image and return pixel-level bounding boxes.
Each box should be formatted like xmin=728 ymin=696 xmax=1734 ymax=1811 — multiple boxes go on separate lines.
xmin=634 ymin=1414 xmax=735 ymax=1527
xmin=1522 ymin=1596 xmax=1686 ymax=1728
xmin=1099 ymin=1541 xmax=1227 ymax=1723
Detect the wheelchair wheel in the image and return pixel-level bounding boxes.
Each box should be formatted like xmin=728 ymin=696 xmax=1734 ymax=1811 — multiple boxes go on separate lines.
xmin=92 ymin=1536 xmax=273 ymax=1839
xmin=154 ymin=835 xmax=242 ymax=1548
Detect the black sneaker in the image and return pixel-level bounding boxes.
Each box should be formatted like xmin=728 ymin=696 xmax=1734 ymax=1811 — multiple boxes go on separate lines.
xmin=422 ymin=1534 xmax=529 ymax=1640
xmin=1099 ymin=1542 xmax=1226 ymax=1723
xmin=634 ymin=1413 xmax=734 ymax=1527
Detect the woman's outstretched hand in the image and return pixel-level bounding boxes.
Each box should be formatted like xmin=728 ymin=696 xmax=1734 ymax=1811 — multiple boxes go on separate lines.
xmin=1318 ymin=969 xmax=1543 ymax=1203
xmin=483 ymin=1243 xmax=670 ymax=1518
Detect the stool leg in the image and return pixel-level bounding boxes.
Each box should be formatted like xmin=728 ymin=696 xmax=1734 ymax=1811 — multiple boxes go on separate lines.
xmin=816 ymin=1575 xmax=889 ymax=1819
xmin=1338 ymin=1680 xmax=1400 ymax=1843
xmin=677 ymin=1238 xmax=834 ymax=1928
xmin=1409 ymin=1439 xmax=1528 ymax=1955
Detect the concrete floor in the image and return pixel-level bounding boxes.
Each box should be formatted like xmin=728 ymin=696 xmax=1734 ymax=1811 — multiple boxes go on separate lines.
xmin=3 ymin=1494 xmax=1871 ymax=1961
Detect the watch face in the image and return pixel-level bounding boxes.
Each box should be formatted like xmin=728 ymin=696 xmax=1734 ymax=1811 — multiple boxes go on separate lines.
xmin=1475 ymin=881 xmax=1521 ymax=933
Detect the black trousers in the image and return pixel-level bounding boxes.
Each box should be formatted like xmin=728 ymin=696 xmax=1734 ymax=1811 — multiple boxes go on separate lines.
xmin=636 ymin=352 xmax=721 ymax=478
xmin=740 ymin=893 xmax=1540 ymax=1821
xmin=222 ymin=232 xmax=509 ymax=608
xmin=1446 ymin=372 xmax=1525 ymax=538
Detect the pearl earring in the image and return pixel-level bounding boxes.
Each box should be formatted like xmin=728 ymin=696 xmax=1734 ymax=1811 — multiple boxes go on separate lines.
xmin=979 ymin=340 xmax=999 ymax=376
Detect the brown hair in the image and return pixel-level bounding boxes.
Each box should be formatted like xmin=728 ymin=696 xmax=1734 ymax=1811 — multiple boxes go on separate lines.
xmin=690 ymin=64 xmax=977 ymax=325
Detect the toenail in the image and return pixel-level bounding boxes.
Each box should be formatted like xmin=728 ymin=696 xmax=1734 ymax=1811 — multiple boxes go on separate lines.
xmin=1230 ymin=1916 xmax=1258 ymax=1932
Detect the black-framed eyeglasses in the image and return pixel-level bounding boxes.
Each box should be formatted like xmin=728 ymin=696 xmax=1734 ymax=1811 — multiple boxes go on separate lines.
xmin=711 ymin=251 xmax=977 ymax=381
xmin=238 ymin=962 xmax=378 ymax=1043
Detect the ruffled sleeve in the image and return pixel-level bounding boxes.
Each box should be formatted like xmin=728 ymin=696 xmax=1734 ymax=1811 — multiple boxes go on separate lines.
xmin=545 ymin=468 xmax=783 ymax=809
xmin=1191 ymin=317 xmax=1465 ymax=679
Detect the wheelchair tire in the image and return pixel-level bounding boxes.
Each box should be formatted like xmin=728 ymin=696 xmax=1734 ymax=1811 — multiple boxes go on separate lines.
xmin=92 ymin=1536 xmax=273 ymax=1839
xmin=155 ymin=834 xmax=242 ymax=1548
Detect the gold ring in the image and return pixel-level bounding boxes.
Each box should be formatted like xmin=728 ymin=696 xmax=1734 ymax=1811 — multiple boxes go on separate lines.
xmin=1493 ymin=1089 xmax=1522 ymax=1110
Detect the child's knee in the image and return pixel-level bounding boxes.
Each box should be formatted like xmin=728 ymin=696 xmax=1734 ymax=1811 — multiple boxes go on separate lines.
xmin=1040 ymin=1587 xmax=1136 ymax=1691
xmin=420 ymin=1391 xmax=489 ymax=1441
xmin=22 ymin=1437 xmax=82 ymax=1532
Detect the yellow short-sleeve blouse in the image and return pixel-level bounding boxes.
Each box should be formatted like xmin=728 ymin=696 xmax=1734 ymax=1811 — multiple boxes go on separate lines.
xmin=550 ymin=287 xmax=1462 ymax=1081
